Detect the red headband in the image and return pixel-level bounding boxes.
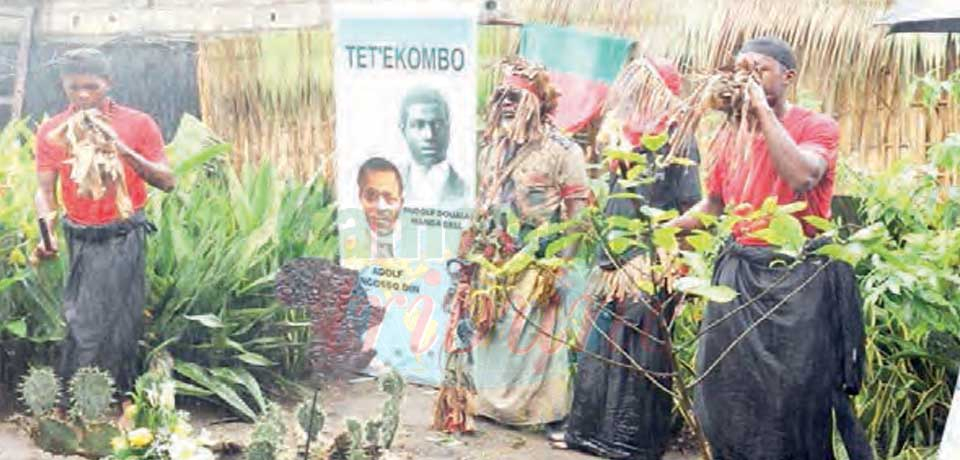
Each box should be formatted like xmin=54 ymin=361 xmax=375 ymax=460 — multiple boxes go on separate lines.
xmin=502 ymin=74 xmax=541 ymax=100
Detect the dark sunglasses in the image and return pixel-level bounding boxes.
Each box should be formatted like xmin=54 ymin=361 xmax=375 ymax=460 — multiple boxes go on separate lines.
xmin=67 ymin=83 xmax=105 ymax=92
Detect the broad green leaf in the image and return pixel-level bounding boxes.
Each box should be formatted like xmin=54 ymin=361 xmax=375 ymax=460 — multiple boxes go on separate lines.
xmin=604 ymin=150 xmax=645 ymax=164
xmin=225 ymin=339 xmax=248 ymax=353
xmin=174 ymin=143 xmax=231 ymax=177
xmin=674 ymin=277 xmax=738 ymax=303
xmin=685 ymin=230 xmax=716 ymax=254
xmin=804 ymin=215 xmax=835 ymax=232
xmin=693 ymin=212 xmax=719 ymax=228
xmin=0 ymin=273 xmax=24 ymax=293
xmin=816 ymin=243 xmax=867 ymax=266
xmin=607 ymin=216 xmax=640 ymax=231
xmin=174 ymin=380 xmax=214 ymax=397
xmin=607 ymin=192 xmax=644 ymax=201
xmin=665 ymin=156 xmax=697 ymax=167
xmin=673 ymin=276 xmax=708 ymax=293
xmin=231 ymin=368 xmax=268 ymax=414
xmin=653 ymin=227 xmax=682 ymax=253
xmin=545 ymin=234 xmax=582 ymax=258
xmin=768 ymin=214 xmax=807 ymax=253
xmin=608 ymin=237 xmax=636 ymax=255
xmin=236 ymin=352 xmax=276 ymax=367
xmin=691 ymin=285 xmax=738 ymax=303
xmin=851 ymin=223 xmax=886 ymax=242
xmin=211 ymin=368 xmax=267 ymax=413
xmin=183 ymin=314 xmax=225 ymax=329
xmin=523 ymin=221 xmax=569 ymax=244
xmin=641 ymin=132 xmax=669 ymax=152
xmin=175 ymin=361 xmax=257 ymax=420
xmin=634 ymin=279 xmax=655 ymax=295
xmin=626 ymin=164 xmax=647 ymax=180
xmin=3 ymin=318 xmax=27 ymax=338
xmin=536 ymin=257 xmax=569 ymax=270
xmin=759 ymin=197 xmax=780 ymax=215
xmin=641 ymin=206 xmax=679 ymax=224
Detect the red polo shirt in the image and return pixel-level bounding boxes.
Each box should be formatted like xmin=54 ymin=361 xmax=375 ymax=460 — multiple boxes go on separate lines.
xmin=35 ymin=100 xmax=168 ymax=226
xmin=706 ymin=106 xmax=839 ymax=245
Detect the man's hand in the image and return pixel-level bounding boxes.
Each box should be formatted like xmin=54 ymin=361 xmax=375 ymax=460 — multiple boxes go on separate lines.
xmin=744 ymin=77 xmax=770 ymax=117
xmin=88 ymin=114 xmax=132 ymax=155
xmin=31 ymin=235 xmax=59 ymax=263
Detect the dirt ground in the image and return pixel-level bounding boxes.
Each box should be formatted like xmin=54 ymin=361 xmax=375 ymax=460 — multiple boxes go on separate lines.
xmin=0 ymin=378 xmax=699 ymax=460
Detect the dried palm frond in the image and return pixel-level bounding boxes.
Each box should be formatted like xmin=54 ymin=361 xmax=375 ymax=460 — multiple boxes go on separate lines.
xmin=432 ymin=382 xmax=476 ymax=433
xmin=604 ymin=57 xmax=686 ymax=129
xmin=47 ymin=109 xmax=133 ymax=219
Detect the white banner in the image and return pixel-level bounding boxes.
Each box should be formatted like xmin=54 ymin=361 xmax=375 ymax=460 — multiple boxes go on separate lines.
xmin=334 ymin=1 xmax=477 ymax=268
xmin=333 ymin=1 xmax=478 ymax=385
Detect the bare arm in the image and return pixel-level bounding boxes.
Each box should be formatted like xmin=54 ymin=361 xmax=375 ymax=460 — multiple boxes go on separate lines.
xmin=34 ymin=170 xmax=60 ymax=258
xmin=748 ymin=82 xmax=826 ymax=193
xmin=90 ymin=115 xmax=176 ymax=192
xmin=667 ymin=193 xmax=725 ymax=233
xmin=116 ymin=142 xmax=176 ymax=192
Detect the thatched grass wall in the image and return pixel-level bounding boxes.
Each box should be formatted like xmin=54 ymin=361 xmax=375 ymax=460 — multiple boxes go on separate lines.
xmin=198 ymin=31 xmax=335 ymax=181
xmin=195 ymin=0 xmax=960 ymax=181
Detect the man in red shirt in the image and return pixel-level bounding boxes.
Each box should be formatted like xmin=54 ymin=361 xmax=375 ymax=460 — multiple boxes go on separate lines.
xmin=33 ymin=49 xmax=175 ymax=392
xmin=668 ymin=38 xmax=869 ymax=459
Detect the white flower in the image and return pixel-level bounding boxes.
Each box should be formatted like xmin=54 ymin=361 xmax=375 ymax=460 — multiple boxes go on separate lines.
xmin=160 ymin=380 xmax=176 ymax=410
xmin=191 ymin=447 xmax=216 ymax=460
xmin=146 ymin=387 xmax=161 ymax=408
xmin=195 ymin=428 xmax=215 ymax=446
xmin=172 ymin=420 xmax=192 ymax=437
xmin=168 ymin=435 xmax=197 ymax=460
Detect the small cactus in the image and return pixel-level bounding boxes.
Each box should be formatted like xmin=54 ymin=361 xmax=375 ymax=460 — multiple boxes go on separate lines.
xmin=378 ymin=371 xmax=404 ymax=398
xmin=346 ymin=419 xmax=365 ymax=455
xmin=18 ymin=367 xmax=61 ymax=416
xmin=69 ymin=367 xmax=115 ymax=422
xmin=251 ymin=402 xmax=286 ymax=444
xmin=296 ymin=399 xmax=325 ymax=442
xmin=80 ymin=422 xmax=121 ymax=458
xmin=36 ymin=417 xmax=79 ymax=455
xmin=378 ymin=371 xmax=404 ymax=449
xmin=364 ymin=419 xmax=382 ymax=447
xmin=379 ymin=399 xmax=400 ymax=449
xmin=245 ymin=440 xmax=277 ymax=460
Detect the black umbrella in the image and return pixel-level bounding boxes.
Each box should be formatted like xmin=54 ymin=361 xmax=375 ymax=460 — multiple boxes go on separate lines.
xmin=877 ymin=0 xmax=960 ymax=34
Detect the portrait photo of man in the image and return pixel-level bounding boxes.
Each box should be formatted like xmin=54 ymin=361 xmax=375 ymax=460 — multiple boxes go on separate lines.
xmin=354 ymin=157 xmax=404 ymax=259
xmin=398 ymin=86 xmax=467 ymax=210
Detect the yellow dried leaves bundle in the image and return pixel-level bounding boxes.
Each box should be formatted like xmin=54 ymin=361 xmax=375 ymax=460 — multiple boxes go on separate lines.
xmin=47 ymin=110 xmax=133 ymax=219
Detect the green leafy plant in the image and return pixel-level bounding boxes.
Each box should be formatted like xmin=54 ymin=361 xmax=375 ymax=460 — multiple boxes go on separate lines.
xmin=109 ymin=369 xmax=216 ymax=460
xmin=2 ymin=114 xmax=335 ymax=420
xmin=822 ymin=141 xmax=959 ymax=456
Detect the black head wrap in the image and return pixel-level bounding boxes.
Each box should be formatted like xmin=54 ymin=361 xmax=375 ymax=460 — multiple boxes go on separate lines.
xmin=738 ymin=37 xmax=797 ymax=71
